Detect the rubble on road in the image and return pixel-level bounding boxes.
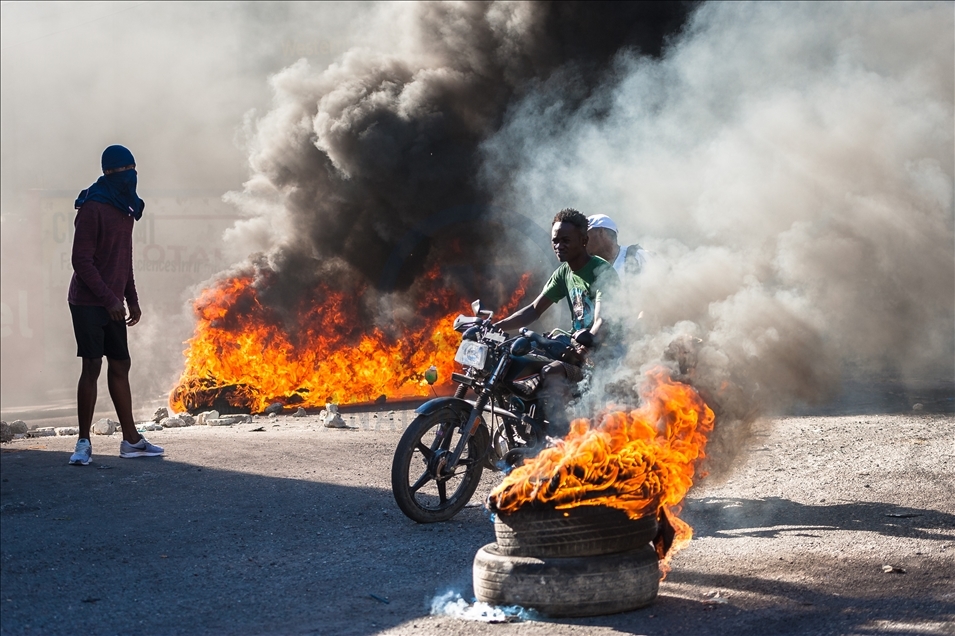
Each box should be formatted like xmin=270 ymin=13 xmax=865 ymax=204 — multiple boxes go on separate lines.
xmin=138 ymin=422 xmax=163 ymax=432
xmin=161 ymin=414 xmax=196 ymax=428
xmin=264 ymin=402 xmax=284 ymax=415
xmin=8 ymin=420 xmax=28 ymax=435
xmin=703 ymin=590 xmax=729 ymax=604
xmin=320 ymin=403 xmax=348 ymax=428
xmin=293 ymin=407 xmax=307 ymax=417
xmin=196 ymin=410 xmax=220 ymax=425
xmin=29 ymin=427 xmax=56 ymax=437
xmin=206 ymin=414 xmax=252 ymax=427
xmin=153 ymin=407 xmax=169 ymax=423
xmin=55 ymin=427 xmax=79 ymax=436
xmin=93 ymin=418 xmax=118 ymax=435
xmin=0 ymin=421 xmax=10 ymax=443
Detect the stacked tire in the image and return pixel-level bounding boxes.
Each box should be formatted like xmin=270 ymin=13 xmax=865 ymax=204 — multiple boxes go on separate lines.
xmin=473 ymin=506 xmax=660 ymax=617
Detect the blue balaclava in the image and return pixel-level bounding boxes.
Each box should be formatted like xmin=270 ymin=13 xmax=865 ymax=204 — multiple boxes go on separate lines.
xmin=75 ymin=145 xmax=145 ymax=220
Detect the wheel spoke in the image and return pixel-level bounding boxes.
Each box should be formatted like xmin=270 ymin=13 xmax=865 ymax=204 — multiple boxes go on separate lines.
xmin=409 ymin=469 xmax=433 ymax=494
xmin=436 ymin=479 xmax=448 ymax=504
xmin=415 ymin=441 xmax=434 ymax=461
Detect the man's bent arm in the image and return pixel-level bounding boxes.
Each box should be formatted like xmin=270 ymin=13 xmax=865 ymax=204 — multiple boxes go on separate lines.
xmin=494 ymin=294 xmax=554 ymax=333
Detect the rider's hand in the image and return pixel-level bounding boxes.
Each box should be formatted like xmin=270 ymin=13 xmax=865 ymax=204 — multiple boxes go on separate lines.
xmin=572 ymin=329 xmax=594 ymax=348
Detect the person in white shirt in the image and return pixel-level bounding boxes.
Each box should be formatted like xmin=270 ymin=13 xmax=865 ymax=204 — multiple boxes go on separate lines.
xmin=586 ymin=214 xmax=648 ymax=276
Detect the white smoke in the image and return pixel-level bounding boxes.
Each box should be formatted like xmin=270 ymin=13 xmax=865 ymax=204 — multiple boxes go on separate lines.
xmin=430 ymin=590 xmax=536 ymax=623
xmin=482 ymin=2 xmax=954 ymax=421
xmin=0 ymin=3 xmax=374 ymax=412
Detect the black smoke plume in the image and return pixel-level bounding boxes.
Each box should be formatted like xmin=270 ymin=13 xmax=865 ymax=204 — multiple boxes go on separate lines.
xmin=225 ymin=1 xmax=696 ymax=309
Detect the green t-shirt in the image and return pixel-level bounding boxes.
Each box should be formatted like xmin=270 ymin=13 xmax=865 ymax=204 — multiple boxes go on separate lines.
xmin=541 ymin=256 xmax=618 ymax=331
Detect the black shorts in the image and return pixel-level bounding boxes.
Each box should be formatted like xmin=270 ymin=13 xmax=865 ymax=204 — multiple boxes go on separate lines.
xmin=69 ymin=303 xmax=130 ymax=360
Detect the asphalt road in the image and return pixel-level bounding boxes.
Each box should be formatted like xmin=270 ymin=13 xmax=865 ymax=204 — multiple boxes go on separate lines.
xmin=1 ymin=409 xmax=953 ymax=635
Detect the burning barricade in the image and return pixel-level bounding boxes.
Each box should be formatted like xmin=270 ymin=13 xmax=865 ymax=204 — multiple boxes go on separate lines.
xmin=477 ymin=367 xmax=715 ymax=616
xmin=169 ymin=268 xmax=530 ymax=415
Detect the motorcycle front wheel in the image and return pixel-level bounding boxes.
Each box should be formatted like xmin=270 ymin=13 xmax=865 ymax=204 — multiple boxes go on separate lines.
xmin=391 ymin=408 xmax=487 ymax=523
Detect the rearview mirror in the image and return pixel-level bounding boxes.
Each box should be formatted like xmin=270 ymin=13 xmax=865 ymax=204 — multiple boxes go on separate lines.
xmin=471 ymin=299 xmax=493 ymax=320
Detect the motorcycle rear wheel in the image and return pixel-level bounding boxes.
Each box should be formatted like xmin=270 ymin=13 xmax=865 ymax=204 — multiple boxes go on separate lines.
xmin=391 ymin=408 xmax=488 ymax=523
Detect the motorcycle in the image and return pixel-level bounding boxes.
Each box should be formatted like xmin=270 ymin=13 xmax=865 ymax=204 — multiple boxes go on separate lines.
xmin=391 ymin=300 xmax=589 ymax=523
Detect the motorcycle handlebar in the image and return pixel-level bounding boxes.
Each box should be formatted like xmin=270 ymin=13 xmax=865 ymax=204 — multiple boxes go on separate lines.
xmin=519 ymin=328 xmax=545 ymax=344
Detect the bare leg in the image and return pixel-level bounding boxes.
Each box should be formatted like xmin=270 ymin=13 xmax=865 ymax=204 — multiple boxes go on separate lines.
xmin=77 ymin=358 xmax=102 ymax=440
xmin=106 ymin=357 xmax=141 ymax=444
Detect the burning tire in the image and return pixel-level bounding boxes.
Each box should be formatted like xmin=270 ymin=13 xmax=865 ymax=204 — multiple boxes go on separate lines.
xmin=472 ymin=542 xmax=659 ymax=617
xmin=391 ymin=407 xmax=488 ymax=523
xmin=493 ymin=505 xmax=658 ymax=558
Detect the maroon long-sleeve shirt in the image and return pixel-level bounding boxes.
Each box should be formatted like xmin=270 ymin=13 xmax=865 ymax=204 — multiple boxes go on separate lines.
xmin=68 ymin=201 xmax=139 ymax=309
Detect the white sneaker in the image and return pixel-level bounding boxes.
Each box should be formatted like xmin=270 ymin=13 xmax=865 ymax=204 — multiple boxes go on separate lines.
xmin=69 ymin=438 xmax=92 ymax=466
xmin=119 ymin=436 xmax=164 ymax=458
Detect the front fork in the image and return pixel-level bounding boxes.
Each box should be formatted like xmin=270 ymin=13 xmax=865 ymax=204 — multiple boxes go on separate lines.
xmin=444 ymin=354 xmax=510 ymax=473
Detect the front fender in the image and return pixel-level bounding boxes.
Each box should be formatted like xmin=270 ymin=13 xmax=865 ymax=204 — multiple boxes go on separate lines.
xmin=414 ymin=396 xmax=473 ymax=416
xmin=416 ymin=396 xmax=518 ymax=421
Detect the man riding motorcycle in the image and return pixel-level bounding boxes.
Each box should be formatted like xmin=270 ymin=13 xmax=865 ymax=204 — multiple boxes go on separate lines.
xmin=493 ymin=208 xmax=619 ymax=433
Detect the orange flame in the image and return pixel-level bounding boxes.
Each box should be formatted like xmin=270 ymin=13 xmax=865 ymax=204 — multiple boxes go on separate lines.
xmin=488 ymin=367 xmax=715 ymax=571
xmin=170 ymin=269 xmax=530 ymax=413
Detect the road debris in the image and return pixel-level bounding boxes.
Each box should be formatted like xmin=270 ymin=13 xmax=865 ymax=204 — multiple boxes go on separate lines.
xmin=882 ymin=565 xmax=906 ymax=574
xmin=206 ymin=415 xmax=252 ymax=427
xmin=92 ymin=418 xmax=117 ymax=435
xmin=321 ymin=403 xmax=348 ymax=428
xmin=703 ymin=590 xmax=729 ymax=604
xmin=196 ymin=410 xmax=220 ymax=425
xmin=161 ymin=416 xmax=188 ymax=428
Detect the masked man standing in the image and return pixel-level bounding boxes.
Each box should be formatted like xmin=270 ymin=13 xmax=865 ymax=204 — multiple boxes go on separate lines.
xmin=68 ymin=145 xmax=163 ymax=465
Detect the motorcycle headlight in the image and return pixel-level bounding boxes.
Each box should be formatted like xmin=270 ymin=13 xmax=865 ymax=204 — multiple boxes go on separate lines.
xmin=454 ymin=340 xmax=489 ymax=369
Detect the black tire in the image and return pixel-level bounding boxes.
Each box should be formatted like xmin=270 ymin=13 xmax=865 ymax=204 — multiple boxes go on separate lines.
xmin=494 ymin=505 xmax=658 ymax=557
xmin=391 ymin=407 xmax=487 ymax=523
xmin=473 ymin=542 xmax=659 ymax=617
